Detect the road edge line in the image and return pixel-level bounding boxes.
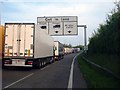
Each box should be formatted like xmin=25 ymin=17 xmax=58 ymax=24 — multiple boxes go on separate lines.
xmin=67 ymin=53 xmax=80 ymax=89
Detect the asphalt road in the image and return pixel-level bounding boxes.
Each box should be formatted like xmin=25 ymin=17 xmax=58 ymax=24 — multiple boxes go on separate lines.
xmin=2 ymin=53 xmax=87 ymax=89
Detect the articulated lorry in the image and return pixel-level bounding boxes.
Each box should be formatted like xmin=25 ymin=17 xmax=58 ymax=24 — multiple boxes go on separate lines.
xmin=54 ymin=41 xmax=64 ymax=60
xmin=64 ymin=47 xmax=73 ymax=55
xmin=0 ymin=26 xmax=4 ymax=59
xmin=3 ymin=23 xmax=54 ymax=68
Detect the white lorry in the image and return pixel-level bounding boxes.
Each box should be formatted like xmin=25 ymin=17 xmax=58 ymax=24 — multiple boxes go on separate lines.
xmin=54 ymin=41 xmax=64 ymax=60
xmin=73 ymin=48 xmax=80 ymax=53
xmin=3 ymin=23 xmax=54 ymax=68
xmin=64 ymin=47 xmax=73 ymax=54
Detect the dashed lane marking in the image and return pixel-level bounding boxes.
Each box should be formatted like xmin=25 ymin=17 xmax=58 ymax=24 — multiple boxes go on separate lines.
xmin=3 ymin=73 xmax=34 ymax=89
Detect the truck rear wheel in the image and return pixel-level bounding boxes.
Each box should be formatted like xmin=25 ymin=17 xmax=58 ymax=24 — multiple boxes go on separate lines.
xmin=35 ymin=59 xmax=41 ymax=69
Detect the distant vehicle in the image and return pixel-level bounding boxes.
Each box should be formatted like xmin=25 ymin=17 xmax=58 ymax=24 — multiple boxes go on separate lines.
xmin=0 ymin=25 xmax=4 ymax=59
xmin=64 ymin=48 xmax=73 ymax=55
xmin=73 ymin=48 xmax=80 ymax=53
xmin=3 ymin=23 xmax=54 ymax=68
xmin=54 ymin=41 xmax=64 ymax=60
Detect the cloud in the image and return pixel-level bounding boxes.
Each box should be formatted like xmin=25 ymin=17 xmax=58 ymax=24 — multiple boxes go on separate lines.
xmin=4 ymin=0 xmax=114 ymax=3
xmin=1 ymin=0 xmax=115 ymax=46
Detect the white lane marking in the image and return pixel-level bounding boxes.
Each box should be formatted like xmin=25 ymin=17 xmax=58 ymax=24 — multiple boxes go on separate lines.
xmin=41 ymin=65 xmax=50 ymax=70
xmin=3 ymin=73 xmax=34 ymax=89
xmin=68 ymin=54 xmax=79 ymax=89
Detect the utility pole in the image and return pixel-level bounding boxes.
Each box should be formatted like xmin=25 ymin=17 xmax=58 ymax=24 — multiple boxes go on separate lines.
xmin=77 ymin=25 xmax=87 ymax=53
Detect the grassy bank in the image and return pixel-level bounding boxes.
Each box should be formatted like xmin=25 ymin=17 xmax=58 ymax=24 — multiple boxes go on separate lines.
xmin=77 ymin=55 xmax=120 ymax=88
xmin=85 ymin=53 xmax=120 ymax=76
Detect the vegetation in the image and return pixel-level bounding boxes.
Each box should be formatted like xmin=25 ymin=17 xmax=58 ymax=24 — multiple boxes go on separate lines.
xmin=63 ymin=44 xmax=72 ymax=48
xmin=86 ymin=1 xmax=120 ymax=77
xmin=73 ymin=45 xmax=83 ymax=50
xmin=63 ymin=44 xmax=83 ymax=50
xmin=88 ymin=2 xmax=120 ymax=56
xmin=78 ymin=55 xmax=120 ymax=88
xmin=85 ymin=53 xmax=120 ymax=76
xmin=78 ymin=2 xmax=120 ymax=88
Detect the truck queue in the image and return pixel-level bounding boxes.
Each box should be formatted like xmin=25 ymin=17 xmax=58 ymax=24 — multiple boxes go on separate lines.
xmin=0 ymin=23 xmax=80 ymax=69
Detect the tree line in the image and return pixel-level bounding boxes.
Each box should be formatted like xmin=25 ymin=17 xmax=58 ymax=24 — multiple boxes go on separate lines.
xmin=88 ymin=2 xmax=120 ymax=55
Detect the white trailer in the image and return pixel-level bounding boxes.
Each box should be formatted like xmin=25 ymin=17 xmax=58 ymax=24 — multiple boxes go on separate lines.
xmin=72 ymin=48 xmax=80 ymax=53
xmin=64 ymin=48 xmax=73 ymax=54
xmin=54 ymin=41 xmax=64 ymax=60
xmin=3 ymin=23 xmax=54 ymax=68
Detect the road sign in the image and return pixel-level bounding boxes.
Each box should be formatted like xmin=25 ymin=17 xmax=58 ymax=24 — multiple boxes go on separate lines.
xmin=37 ymin=22 xmax=48 ymax=34
xmin=63 ymin=22 xmax=78 ymax=35
xmin=37 ymin=16 xmax=78 ymax=36
xmin=62 ymin=16 xmax=77 ymax=22
xmin=49 ymin=22 xmax=63 ymax=35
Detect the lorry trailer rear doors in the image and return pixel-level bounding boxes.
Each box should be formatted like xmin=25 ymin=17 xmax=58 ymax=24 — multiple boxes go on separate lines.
xmin=4 ymin=23 xmax=34 ymax=57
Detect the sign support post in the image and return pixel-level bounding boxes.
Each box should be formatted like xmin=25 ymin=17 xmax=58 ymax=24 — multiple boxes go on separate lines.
xmin=77 ymin=25 xmax=87 ymax=53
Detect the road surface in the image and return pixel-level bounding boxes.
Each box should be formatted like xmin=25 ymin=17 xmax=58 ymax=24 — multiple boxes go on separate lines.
xmin=2 ymin=53 xmax=87 ymax=89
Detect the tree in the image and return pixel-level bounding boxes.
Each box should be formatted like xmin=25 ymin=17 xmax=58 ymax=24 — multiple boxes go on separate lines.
xmin=88 ymin=2 xmax=120 ymax=55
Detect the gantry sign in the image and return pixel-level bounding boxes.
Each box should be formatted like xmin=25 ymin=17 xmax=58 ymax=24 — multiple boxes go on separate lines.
xmin=37 ymin=16 xmax=87 ymax=51
xmin=37 ymin=16 xmax=78 ymax=35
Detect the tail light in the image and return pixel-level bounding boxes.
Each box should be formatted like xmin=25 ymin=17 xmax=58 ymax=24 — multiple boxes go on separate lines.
xmin=28 ymin=61 xmax=33 ymax=65
xmin=5 ymin=60 xmax=11 ymax=64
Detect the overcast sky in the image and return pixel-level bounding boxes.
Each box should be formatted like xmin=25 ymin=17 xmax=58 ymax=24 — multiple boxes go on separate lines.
xmin=0 ymin=0 xmax=117 ymax=46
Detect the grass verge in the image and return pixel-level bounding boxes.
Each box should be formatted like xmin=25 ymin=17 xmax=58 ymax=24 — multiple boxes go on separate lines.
xmin=77 ymin=55 xmax=120 ymax=88
xmin=85 ymin=53 xmax=120 ymax=76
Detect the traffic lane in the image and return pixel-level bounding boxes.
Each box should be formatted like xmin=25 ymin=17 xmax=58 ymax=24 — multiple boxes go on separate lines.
xmin=2 ymin=62 xmax=42 ymax=88
xmin=73 ymin=56 xmax=87 ymax=88
xmin=2 ymin=67 xmax=34 ymax=88
xmin=4 ymin=53 xmax=77 ymax=88
xmin=6 ymin=53 xmax=76 ymax=88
